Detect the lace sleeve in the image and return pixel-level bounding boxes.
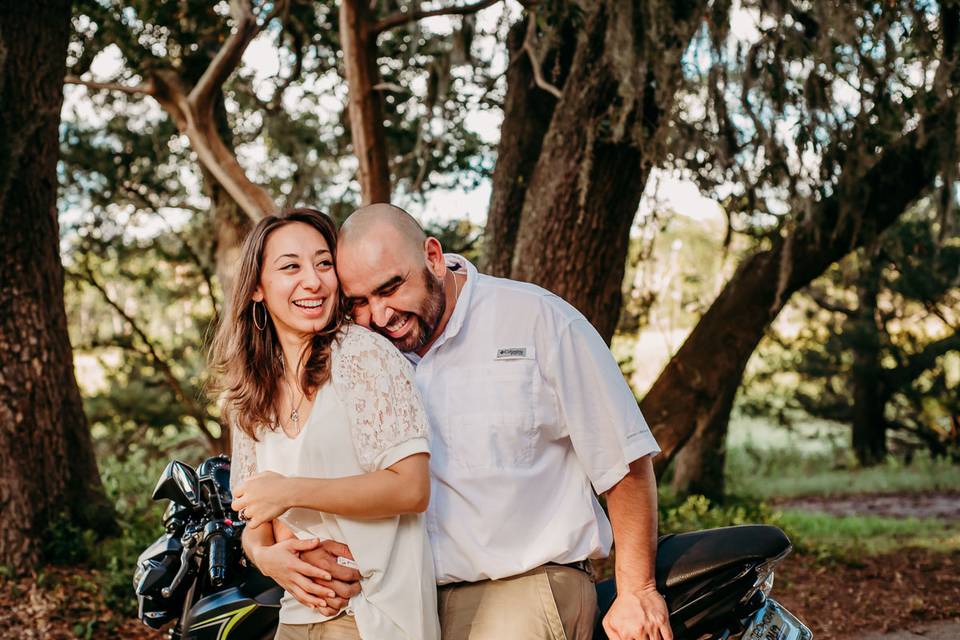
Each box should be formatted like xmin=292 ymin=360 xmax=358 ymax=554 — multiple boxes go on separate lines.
xmin=230 ymin=423 xmax=258 ymax=492
xmin=332 ymin=325 xmax=430 ymax=472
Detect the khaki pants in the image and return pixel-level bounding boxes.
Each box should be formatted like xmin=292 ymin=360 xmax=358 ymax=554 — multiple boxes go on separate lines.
xmin=439 ymin=565 xmax=597 ymax=640
xmin=274 ymin=615 xmax=361 ymax=640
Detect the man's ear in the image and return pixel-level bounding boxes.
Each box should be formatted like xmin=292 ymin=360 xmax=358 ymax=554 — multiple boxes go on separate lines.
xmin=424 ymin=237 xmax=445 ymax=277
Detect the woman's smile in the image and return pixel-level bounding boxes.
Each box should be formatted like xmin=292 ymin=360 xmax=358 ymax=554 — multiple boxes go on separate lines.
xmin=292 ymin=297 xmax=326 ymax=318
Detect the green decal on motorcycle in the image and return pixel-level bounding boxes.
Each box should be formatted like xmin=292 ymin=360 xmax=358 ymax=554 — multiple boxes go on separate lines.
xmin=189 ymin=603 xmax=257 ymax=640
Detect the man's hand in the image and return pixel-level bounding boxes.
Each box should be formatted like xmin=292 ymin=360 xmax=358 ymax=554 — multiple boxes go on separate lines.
xmin=249 ymin=537 xmax=339 ymax=614
xmin=602 ymin=583 xmax=673 ymax=640
xmin=232 ymin=471 xmax=291 ymax=529
xmin=300 ymin=540 xmax=362 ymax=611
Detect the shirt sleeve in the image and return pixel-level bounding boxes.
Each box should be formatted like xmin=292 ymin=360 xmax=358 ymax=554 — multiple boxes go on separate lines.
xmin=230 ymin=423 xmax=258 ymax=493
xmin=332 ymin=326 xmax=431 ymax=473
xmin=542 ymin=316 xmax=660 ymax=495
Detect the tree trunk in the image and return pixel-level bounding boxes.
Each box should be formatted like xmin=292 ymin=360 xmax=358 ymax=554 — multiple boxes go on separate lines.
xmin=206 ymin=94 xmax=255 ymax=307
xmin=849 ymin=256 xmax=887 ymax=466
xmin=211 ymin=187 xmax=254 ymax=306
xmin=669 ymin=388 xmax=734 ymax=500
xmin=645 ymin=103 xmax=955 ymax=477
xmin=482 ymin=19 xmax=569 ymax=277
xmin=506 ymin=1 xmax=705 ymax=342
xmin=0 ymin=1 xmax=116 ymax=572
xmin=341 ymin=0 xmax=391 ymax=205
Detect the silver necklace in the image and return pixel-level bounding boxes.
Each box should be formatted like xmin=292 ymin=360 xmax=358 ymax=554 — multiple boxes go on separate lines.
xmin=288 ymin=382 xmax=305 ymax=429
xmin=279 ymin=356 xmax=306 ymax=433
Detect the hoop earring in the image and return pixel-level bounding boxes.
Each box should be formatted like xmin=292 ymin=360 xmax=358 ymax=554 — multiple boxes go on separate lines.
xmin=252 ymin=301 xmax=267 ymax=331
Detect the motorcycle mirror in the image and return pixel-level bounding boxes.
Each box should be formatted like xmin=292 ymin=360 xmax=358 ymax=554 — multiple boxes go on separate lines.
xmin=152 ymin=460 xmax=200 ymax=508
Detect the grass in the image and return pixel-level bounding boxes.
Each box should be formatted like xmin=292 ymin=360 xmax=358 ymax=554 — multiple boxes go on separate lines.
xmin=728 ymin=449 xmax=960 ymax=499
xmin=675 ymin=415 xmax=960 ymax=559
xmin=725 ymin=415 xmax=960 ymax=499
xmin=779 ymin=509 xmax=960 ymax=557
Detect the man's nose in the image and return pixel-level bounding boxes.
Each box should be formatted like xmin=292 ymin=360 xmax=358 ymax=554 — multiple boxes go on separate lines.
xmin=370 ymin=299 xmax=393 ymax=328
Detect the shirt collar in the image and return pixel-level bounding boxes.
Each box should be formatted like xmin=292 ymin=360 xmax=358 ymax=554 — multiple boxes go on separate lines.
xmin=416 ymin=253 xmax=476 ymax=360
xmin=440 ymin=253 xmax=476 ymax=336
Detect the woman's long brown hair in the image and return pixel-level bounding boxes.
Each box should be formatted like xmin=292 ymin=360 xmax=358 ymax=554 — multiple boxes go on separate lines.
xmin=209 ymin=208 xmax=346 ymax=440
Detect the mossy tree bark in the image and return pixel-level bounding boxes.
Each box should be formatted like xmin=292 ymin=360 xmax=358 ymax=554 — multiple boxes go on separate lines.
xmin=483 ymin=1 xmax=706 ymax=342
xmin=0 ymin=0 xmax=116 ymax=572
xmin=482 ymin=18 xmax=571 ymax=277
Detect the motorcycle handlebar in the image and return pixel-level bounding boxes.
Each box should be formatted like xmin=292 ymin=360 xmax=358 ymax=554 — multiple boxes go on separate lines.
xmin=208 ymin=531 xmax=228 ymax=588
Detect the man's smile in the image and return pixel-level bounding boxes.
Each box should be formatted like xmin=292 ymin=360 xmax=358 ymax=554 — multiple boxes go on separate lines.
xmin=384 ymin=312 xmax=413 ymax=337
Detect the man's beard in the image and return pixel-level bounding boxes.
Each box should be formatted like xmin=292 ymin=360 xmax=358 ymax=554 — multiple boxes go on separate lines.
xmin=381 ymin=267 xmax=446 ymax=353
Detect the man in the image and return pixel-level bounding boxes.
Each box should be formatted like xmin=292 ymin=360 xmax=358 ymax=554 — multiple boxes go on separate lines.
xmin=248 ymin=203 xmax=672 ymax=640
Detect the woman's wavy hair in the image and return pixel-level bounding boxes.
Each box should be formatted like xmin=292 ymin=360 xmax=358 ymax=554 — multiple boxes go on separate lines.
xmin=209 ymin=208 xmax=346 ymax=440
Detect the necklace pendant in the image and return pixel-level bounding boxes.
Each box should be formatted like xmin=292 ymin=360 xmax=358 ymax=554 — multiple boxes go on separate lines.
xmin=290 ymin=408 xmax=300 ymax=425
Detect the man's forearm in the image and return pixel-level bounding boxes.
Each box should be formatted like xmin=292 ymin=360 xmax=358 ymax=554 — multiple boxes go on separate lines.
xmin=605 ymin=454 xmax=659 ymax=592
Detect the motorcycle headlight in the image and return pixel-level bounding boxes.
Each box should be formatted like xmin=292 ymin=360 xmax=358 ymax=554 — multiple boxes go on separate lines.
xmin=133 ymin=560 xmax=147 ymax=590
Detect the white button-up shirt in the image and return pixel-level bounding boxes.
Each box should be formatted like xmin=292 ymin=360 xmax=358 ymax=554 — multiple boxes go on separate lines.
xmin=410 ymin=255 xmax=660 ymax=585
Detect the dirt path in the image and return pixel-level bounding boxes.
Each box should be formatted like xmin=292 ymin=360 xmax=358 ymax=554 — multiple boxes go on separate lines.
xmin=779 ymin=491 xmax=960 ymax=520
xmin=773 ymin=544 xmax=960 ymax=639
xmin=856 ymin=620 xmax=960 ymax=639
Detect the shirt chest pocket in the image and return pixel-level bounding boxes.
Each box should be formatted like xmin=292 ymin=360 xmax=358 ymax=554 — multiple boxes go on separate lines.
xmin=441 ymin=355 xmax=538 ymax=472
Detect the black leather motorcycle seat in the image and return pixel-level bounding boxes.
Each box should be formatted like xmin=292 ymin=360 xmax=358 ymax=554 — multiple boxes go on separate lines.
xmin=655 ymin=524 xmax=791 ymax=591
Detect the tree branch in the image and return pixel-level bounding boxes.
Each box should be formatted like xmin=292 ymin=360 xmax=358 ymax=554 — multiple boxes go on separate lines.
xmin=372 ymin=0 xmax=502 ymax=36
xmin=190 ymin=0 xmax=282 ymax=116
xmin=64 ymin=75 xmax=154 ymax=97
xmin=881 ymin=330 xmax=960 ymax=391
xmin=75 ymin=269 xmax=222 ymax=451
xmin=806 ymin=285 xmax=856 ymax=316
xmin=523 ymin=14 xmax=563 ymax=99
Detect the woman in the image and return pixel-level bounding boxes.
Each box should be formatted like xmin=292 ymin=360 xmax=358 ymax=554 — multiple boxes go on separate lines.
xmin=209 ymin=208 xmax=439 ymax=640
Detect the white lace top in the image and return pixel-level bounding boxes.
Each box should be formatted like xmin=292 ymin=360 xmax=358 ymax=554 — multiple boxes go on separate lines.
xmin=231 ymin=324 xmax=439 ymax=640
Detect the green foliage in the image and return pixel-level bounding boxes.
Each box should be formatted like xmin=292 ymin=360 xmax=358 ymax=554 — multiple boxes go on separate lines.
xmin=66 ymin=0 xmax=500 ymax=214
xmin=65 ymin=214 xmax=223 ymax=454
xmin=423 ymin=217 xmax=483 ymax=263
xmin=42 ymin=513 xmax=99 ymax=566
xmin=92 ymin=446 xmax=183 ymax=614
xmin=39 ymin=423 xmax=210 ymax=615
xmin=658 ymin=493 xmax=782 ymax=535
xmin=617 ymin=210 xmax=760 ymax=337
xmin=741 ymin=209 xmax=960 ymax=460
xmin=657 ymin=432 xmax=960 ymax=562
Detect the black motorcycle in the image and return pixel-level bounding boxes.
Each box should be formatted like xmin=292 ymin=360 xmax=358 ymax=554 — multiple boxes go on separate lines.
xmin=135 ymin=456 xmax=811 ymax=639
xmin=134 ymin=455 xmax=280 ymax=639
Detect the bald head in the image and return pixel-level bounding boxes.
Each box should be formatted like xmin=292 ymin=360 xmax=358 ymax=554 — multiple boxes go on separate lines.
xmin=339 ymin=203 xmax=426 ymax=258
xmin=336 ymin=202 xmax=450 ymax=354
